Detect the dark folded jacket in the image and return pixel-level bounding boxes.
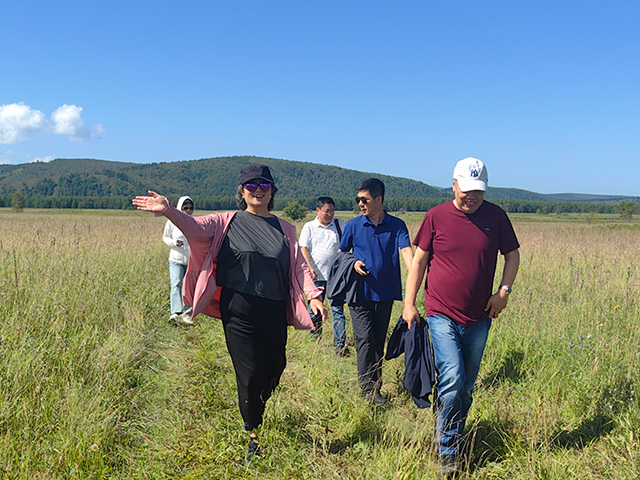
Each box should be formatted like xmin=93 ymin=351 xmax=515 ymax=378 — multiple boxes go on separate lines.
xmin=326 ymin=252 xmax=365 ymax=305
xmin=385 ymin=316 xmax=436 ymax=408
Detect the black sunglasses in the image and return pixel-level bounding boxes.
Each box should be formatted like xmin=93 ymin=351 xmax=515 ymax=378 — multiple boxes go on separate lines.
xmin=244 ymin=182 xmax=272 ymax=193
xmin=355 ymin=195 xmax=379 ymax=204
xmin=181 ymin=204 xmax=194 ymax=210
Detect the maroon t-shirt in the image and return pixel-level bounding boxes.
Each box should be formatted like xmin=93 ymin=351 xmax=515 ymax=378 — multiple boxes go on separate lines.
xmin=413 ymin=200 xmax=520 ymax=326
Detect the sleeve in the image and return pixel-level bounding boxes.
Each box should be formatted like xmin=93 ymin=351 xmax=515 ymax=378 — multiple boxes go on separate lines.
xmin=338 ymin=220 xmax=353 ymax=252
xmin=498 ymin=210 xmax=520 ymax=255
xmin=298 ymin=222 xmax=312 ymax=248
xmin=162 ymin=221 xmax=174 ymax=247
xmin=413 ymin=211 xmax=434 ymax=252
xmin=163 ymin=205 xmax=219 ymax=247
xmin=397 ymin=219 xmax=411 ymax=249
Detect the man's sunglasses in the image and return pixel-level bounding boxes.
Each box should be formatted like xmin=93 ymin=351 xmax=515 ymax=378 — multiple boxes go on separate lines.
xmin=355 ymin=195 xmax=379 ymax=204
xmin=244 ymin=182 xmax=272 ymax=193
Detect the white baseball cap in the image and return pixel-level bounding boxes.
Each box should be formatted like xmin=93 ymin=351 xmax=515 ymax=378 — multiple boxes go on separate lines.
xmin=453 ymin=157 xmax=488 ymax=192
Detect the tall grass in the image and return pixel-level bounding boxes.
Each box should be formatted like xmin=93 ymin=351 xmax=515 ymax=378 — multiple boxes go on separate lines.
xmin=0 ymin=210 xmax=638 ymax=479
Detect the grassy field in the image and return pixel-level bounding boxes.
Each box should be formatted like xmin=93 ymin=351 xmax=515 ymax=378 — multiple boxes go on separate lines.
xmin=0 ymin=209 xmax=638 ymax=479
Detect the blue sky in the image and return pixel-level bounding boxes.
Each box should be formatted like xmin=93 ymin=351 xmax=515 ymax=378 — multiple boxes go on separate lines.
xmin=1 ymin=1 xmax=638 ymax=195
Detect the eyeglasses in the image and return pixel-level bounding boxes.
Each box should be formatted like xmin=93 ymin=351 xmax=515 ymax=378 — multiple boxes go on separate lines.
xmin=355 ymin=195 xmax=379 ymax=204
xmin=244 ymin=182 xmax=272 ymax=193
xmin=182 ymin=204 xmax=194 ymax=211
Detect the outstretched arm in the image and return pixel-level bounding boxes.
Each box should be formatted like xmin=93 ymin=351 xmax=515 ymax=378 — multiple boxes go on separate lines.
xmin=133 ymin=191 xmax=217 ymax=247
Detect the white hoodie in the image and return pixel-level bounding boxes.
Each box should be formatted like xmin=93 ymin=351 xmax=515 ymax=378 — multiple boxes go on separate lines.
xmin=162 ymin=196 xmax=193 ymax=265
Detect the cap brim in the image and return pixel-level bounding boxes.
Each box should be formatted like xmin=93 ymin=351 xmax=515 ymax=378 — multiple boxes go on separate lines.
xmin=456 ymin=178 xmax=487 ymax=192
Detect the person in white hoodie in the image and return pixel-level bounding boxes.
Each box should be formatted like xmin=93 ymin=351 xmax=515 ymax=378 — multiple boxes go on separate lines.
xmin=162 ymin=196 xmax=194 ymax=324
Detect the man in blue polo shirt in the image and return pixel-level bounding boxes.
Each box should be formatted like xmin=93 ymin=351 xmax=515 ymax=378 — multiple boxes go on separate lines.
xmin=339 ymin=178 xmax=414 ymax=405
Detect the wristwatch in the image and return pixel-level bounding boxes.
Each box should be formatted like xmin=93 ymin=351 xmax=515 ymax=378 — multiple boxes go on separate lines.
xmin=500 ymin=285 xmax=512 ymax=294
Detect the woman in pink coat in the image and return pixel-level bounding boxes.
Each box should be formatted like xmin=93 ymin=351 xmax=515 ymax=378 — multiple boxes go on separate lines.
xmin=133 ymin=164 xmax=325 ymax=465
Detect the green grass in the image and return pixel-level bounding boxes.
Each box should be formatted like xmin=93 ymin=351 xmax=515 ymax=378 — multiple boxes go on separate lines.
xmin=0 ymin=211 xmax=638 ymax=479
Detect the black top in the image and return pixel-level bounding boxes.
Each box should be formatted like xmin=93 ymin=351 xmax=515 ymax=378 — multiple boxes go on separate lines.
xmin=217 ymin=210 xmax=290 ymax=301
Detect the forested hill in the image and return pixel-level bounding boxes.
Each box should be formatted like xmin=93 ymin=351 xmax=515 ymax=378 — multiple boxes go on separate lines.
xmin=0 ymin=156 xmax=636 ymax=205
xmin=0 ymin=156 xmax=449 ymax=199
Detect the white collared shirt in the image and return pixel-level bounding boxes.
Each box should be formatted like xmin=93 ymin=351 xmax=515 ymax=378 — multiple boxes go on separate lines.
xmin=298 ymin=217 xmax=345 ymax=281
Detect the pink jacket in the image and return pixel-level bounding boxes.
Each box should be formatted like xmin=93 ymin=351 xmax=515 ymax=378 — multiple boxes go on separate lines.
xmin=161 ymin=205 xmax=323 ymax=330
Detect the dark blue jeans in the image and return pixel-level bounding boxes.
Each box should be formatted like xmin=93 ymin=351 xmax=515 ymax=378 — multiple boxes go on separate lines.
xmin=428 ymin=315 xmax=491 ymax=456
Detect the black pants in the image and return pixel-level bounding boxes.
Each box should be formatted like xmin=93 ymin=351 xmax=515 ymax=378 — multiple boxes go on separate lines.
xmin=348 ymin=300 xmax=394 ymax=394
xmin=220 ymin=288 xmax=287 ymax=431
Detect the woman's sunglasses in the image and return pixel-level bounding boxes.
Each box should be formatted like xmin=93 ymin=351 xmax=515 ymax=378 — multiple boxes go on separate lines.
xmin=244 ymin=182 xmax=272 ymax=193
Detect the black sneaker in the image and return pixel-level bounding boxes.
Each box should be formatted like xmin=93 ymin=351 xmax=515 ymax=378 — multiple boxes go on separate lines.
xmin=245 ymin=438 xmax=262 ymax=467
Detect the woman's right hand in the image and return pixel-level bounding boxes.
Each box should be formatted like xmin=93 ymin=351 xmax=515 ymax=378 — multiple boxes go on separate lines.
xmin=132 ymin=191 xmax=169 ymax=213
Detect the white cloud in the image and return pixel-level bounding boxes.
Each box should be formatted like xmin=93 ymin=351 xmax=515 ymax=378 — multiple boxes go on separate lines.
xmin=0 ymin=103 xmax=49 ymax=144
xmin=94 ymin=123 xmax=106 ymax=138
xmin=0 ymin=103 xmax=100 ymax=145
xmin=51 ymin=104 xmax=92 ymax=142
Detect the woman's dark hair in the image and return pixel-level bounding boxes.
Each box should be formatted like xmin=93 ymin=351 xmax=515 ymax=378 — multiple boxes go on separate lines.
xmin=236 ymin=184 xmax=278 ymax=211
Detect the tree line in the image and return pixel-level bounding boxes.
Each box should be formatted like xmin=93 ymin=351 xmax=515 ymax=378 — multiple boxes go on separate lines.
xmin=2 ymin=192 xmax=637 ymax=216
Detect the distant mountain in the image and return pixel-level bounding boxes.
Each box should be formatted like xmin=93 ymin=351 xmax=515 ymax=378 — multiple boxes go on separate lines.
xmin=0 ymin=156 xmax=635 ymax=204
xmin=0 ymin=156 xmax=449 ymax=200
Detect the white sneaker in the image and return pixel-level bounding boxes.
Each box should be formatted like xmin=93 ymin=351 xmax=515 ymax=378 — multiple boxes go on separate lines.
xmin=179 ymin=314 xmax=194 ymax=326
xmin=169 ymin=313 xmax=180 ymax=324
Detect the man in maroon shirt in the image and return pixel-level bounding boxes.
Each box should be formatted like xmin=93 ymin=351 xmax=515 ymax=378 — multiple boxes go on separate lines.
xmin=403 ymin=157 xmax=520 ymax=475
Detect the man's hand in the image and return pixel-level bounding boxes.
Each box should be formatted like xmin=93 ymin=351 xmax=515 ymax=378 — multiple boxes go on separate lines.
xmin=485 ymin=289 xmax=509 ymax=318
xmin=309 ymin=298 xmax=327 ymax=322
xmin=354 ymin=260 xmax=369 ymax=276
xmin=402 ymin=305 xmax=420 ymax=329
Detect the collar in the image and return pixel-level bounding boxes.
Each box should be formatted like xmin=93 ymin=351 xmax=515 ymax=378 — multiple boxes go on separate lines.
xmin=313 ymin=216 xmax=335 ymax=228
xmin=362 ymin=211 xmax=388 ymax=226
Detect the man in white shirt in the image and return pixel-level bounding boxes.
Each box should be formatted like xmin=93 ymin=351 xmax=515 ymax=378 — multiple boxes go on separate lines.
xmin=299 ymin=197 xmax=348 ymax=355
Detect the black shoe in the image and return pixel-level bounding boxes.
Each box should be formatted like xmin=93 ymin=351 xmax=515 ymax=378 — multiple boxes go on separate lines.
xmin=335 ymin=345 xmax=350 ymax=357
xmin=245 ymin=438 xmax=261 ymax=466
xmin=372 ymin=392 xmax=389 ymax=405
xmin=437 ymin=454 xmax=458 ymax=476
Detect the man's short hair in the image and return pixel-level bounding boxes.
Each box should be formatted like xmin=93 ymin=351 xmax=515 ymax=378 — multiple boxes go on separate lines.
xmin=357 ymin=178 xmax=385 ymax=201
xmin=316 ymin=196 xmax=335 ymax=209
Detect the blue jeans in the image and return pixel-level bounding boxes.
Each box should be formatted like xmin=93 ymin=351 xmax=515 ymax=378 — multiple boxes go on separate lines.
xmin=169 ymin=261 xmax=187 ymax=314
xmin=428 ymin=314 xmax=492 ymax=457
xmin=308 ymin=280 xmax=347 ymax=350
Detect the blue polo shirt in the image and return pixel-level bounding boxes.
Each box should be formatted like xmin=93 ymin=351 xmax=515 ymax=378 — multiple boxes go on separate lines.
xmin=339 ymin=212 xmax=411 ymax=302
